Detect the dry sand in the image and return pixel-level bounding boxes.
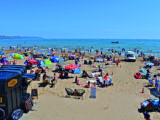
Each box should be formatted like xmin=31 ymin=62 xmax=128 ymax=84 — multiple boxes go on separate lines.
xmin=16 ymin=56 xmax=160 ymax=120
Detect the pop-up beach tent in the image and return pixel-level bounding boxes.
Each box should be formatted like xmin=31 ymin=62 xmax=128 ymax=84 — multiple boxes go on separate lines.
xmin=13 ymin=54 xmax=24 ymax=59
xmin=51 ymin=56 xmax=60 ymax=63
xmin=45 ymin=59 xmax=52 ymax=65
xmin=37 ymin=60 xmax=45 ymax=67
xmin=73 ymin=68 xmax=81 ymax=74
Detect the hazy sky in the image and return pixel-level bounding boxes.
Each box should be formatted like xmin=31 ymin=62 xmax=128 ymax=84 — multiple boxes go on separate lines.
xmin=0 ymin=0 xmax=160 ymax=39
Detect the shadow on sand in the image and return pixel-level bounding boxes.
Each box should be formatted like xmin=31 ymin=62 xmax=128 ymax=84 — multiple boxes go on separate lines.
xmin=148 ymin=87 xmax=160 ymax=98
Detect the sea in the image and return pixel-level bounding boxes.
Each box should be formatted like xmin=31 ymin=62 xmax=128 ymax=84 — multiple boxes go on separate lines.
xmin=1 ymin=38 xmax=160 ymax=56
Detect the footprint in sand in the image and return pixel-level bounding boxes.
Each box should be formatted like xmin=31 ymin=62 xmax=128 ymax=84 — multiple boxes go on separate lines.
xmin=103 ymin=106 xmax=109 ymax=110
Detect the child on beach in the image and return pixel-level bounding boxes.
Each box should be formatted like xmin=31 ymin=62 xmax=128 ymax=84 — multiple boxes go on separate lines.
xmin=104 ymin=73 xmax=109 ymax=86
xmin=116 ymin=59 xmax=120 ymax=67
xmin=51 ymin=73 xmax=57 ymax=84
xmin=84 ymin=81 xmax=91 ymax=88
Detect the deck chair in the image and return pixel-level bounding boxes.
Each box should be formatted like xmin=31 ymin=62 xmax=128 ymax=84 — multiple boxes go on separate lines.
xmin=65 ymin=88 xmax=85 ymax=100
xmin=76 ymin=89 xmax=85 ymax=100
xmin=65 ymin=88 xmax=74 ymax=96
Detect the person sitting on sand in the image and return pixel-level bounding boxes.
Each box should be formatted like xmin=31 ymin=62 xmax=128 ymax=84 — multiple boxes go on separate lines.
xmin=13 ymin=60 xmax=16 ymax=65
xmin=59 ymin=72 xmax=63 ymax=79
xmin=96 ymin=75 xmax=103 ymax=85
xmin=37 ymin=67 xmax=42 ymax=80
xmin=75 ymin=59 xmax=78 ymax=66
xmin=84 ymin=81 xmax=91 ymax=88
xmin=146 ymin=69 xmax=150 ymax=79
xmin=35 ymin=69 xmax=39 ymax=80
xmin=45 ymin=66 xmax=49 ymax=73
xmin=30 ymin=67 xmax=34 ymax=74
xmin=104 ymin=73 xmax=109 ymax=86
xmin=42 ymin=72 xmax=47 ymax=82
xmin=82 ymin=70 xmax=88 ymax=78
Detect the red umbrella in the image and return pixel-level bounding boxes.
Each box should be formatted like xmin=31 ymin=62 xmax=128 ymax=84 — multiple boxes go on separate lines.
xmin=27 ymin=59 xmax=39 ymax=64
xmin=65 ymin=64 xmax=78 ymax=69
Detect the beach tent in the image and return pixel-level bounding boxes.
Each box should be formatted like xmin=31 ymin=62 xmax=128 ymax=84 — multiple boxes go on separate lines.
xmin=37 ymin=61 xmax=45 ymax=67
xmin=73 ymin=68 xmax=81 ymax=74
xmin=13 ymin=54 xmax=24 ymax=59
xmin=51 ymin=56 xmax=60 ymax=63
xmin=0 ymin=51 xmax=4 ymax=55
xmin=65 ymin=64 xmax=78 ymax=70
xmin=45 ymin=59 xmax=52 ymax=65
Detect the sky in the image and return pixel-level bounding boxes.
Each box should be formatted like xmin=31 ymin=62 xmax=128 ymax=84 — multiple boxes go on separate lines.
xmin=0 ymin=0 xmax=160 ymax=39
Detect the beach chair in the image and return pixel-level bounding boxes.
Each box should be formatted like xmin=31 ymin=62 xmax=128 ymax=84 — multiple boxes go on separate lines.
xmin=65 ymin=88 xmax=85 ymax=100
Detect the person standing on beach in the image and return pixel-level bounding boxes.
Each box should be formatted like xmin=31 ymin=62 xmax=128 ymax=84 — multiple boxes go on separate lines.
xmin=96 ymin=50 xmax=99 ymax=55
xmin=101 ymin=51 xmax=103 ymax=55
xmin=75 ymin=59 xmax=78 ymax=66
xmin=116 ymin=59 xmax=120 ymax=67
xmin=122 ymin=48 xmax=125 ymax=52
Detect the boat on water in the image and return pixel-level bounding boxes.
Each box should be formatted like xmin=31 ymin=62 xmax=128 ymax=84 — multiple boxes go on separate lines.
xmin=111 ymin=41 xmax=119 ymax=44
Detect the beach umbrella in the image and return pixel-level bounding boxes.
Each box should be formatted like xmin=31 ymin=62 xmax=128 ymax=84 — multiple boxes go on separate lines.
xmin=27 ymin=59 xmax=39 ymax=64
xmin=145 ymin=62 xmax=154 ymax=66
xmin=65 ymin=64 xmax=78 ymax=70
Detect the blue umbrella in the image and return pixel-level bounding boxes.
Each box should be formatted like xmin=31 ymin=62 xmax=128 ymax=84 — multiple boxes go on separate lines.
xmin=145 ymin=62 xmax=154 ymax=66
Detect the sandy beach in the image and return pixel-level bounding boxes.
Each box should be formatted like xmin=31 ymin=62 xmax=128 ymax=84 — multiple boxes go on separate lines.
xmin=12 ymin=55 xmax=159 ymax=120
